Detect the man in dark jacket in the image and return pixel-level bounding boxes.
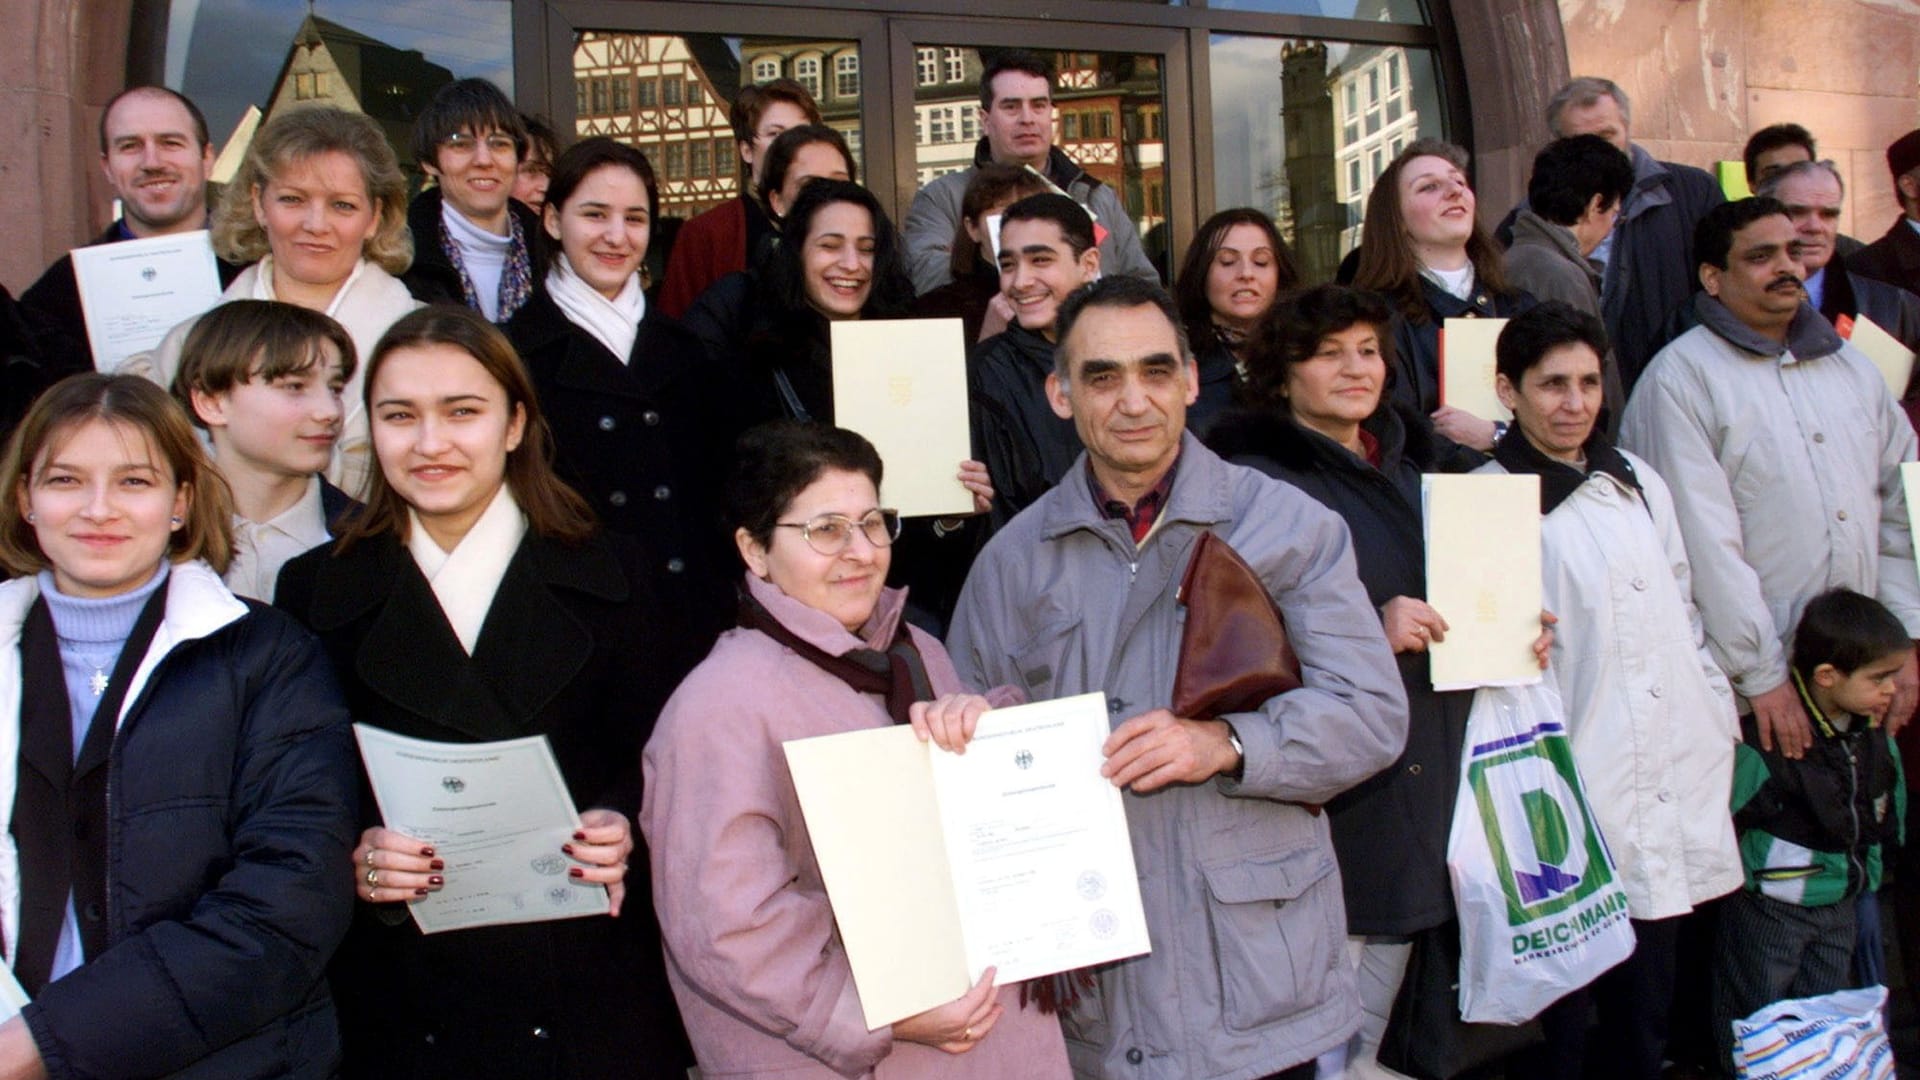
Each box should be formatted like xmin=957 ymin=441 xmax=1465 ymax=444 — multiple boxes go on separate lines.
xmin=402 ymin=78 xmax=546 ymax=323
xmin=1851 ymin=129 xmax=1920 ymax=299
xmin=903 ymin=49 xmax=1156 ymax=294
xmin=972 ymin=193 xmax=1101 ymax=532
xmin=20 ymin=86 xmax=241 ymax=370
xmin=1500 ymin=77 xmax=1723 ymax=394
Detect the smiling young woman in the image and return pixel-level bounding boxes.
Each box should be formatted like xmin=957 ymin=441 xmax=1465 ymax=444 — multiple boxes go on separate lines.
xmin=274 ymin=306 xmax=694 ymax=1079
xmin=0 ymin=373 xmax=359 ymax=1080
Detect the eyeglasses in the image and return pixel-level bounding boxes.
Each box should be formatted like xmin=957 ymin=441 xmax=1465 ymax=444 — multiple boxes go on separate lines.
xmin=774 ymin=508 xmax=901 ymax=556
xmin=440 ymin=132 xmax=519 ymax=158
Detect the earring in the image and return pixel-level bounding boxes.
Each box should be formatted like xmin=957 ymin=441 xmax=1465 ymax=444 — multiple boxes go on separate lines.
xmin=24 ymin=512 xmax=34 ymax=524
xmin=170 ymin=515 xmax=183 ymax=527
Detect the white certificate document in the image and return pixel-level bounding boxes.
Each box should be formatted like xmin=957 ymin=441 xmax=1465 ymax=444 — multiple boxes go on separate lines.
xmin=783 ymin=692 xmax=1149 ymax=1029
xmin=70 ymin=230 xmax=224 ymax=371
xmin=1902 ymin=462 xmax=1920 ymax=583
xmin=831 ymin=318 xmax=974 ymax=518
xmin=353 ymin=725 xmax=609 ymax=934
xmin=1441 ymin=317 xmax=1511 ymax=421
xmin=0 ymin=963 xmax=25 ymax=1025
xmin=1423 ymin=474 xmax=1543 ymax=690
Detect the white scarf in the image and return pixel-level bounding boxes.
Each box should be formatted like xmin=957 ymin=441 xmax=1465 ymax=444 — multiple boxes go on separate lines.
xmin=406 ymin=485 xmax=528 ymax=655
xmin=1420 ymin=262 xmax=1476 ymax=302
xmin=251 ymin=254 xmax=368 ymax=318
xmin=545 ymin=255 xmax=645 ymax=364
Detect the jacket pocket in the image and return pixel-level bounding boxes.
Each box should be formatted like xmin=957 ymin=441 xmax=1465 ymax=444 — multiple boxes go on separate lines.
xmin=1009 ymin=614 xmax=1081 ymax=697
xmin=1201 ymin=844 xmax=1341 ymax=1033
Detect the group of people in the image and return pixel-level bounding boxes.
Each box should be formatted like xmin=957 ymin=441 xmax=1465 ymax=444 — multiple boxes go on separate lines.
xmin=0 ymin=48 xmax=1916 ymax=1080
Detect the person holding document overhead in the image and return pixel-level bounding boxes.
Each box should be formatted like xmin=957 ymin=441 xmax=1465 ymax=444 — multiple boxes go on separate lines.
xmin=0 ymin=374 xmax=357 ymax=1078
xmin=1478 ymin=303 xmax=1741 ymax=1079
xmin=274 ymin=307 xmax=690 ymax=1078
xmin=641 ymin=421 xmax=1070 ymax=1079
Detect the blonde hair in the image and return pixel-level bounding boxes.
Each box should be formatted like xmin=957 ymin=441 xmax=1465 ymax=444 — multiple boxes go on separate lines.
xmin=212 ymin=106 xmax=413 ymax=275
xmin=0 ymin=374 xmax=235 ymax=576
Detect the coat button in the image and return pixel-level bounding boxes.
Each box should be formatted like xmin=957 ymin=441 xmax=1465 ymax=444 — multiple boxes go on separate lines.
xmin=1650 ymin=686 xmax=1663 ymax=698
xmin=666 ymin=558 xmax=686 ymax=574
xmin=531 ymin=1026 xmax=550 ymax=1039
xmin=82 ymin=902 xmax=102 ymax=922
xmin=1632 ymin=577 xmax=1648 ymax=591
xmin=1838 ymin=510 xmax=1849 ymax=522
xmin=1407 ymin=762 xmax=1423 ymax=775
xmin=1812 ymin=432 xmax=1825 ymax=443
xmin=598 ymin=415 xmax=616 ymax=431
xmin=608 ymin=491 xmax=628 ymax=507
xmin=1658 ymin=790 xmax=1673 ymax=803
xmin=1125 ymin=1048 xmax=1144 ymax=1065
xmin=642 ymin=410 xmax=661 ymax=426
xmin=653 ymin=485 xmax=672 ymax=501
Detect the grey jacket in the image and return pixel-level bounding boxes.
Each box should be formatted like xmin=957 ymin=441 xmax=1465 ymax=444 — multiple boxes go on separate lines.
xmin=904 ymin=140 xmax=1159 ymax=294
xmin=1619 ymin=295 xmax=1920 ymax=698
xmin=946 ymin=436 xmax=1408 ymax=1080
xmin=1503 ymin=209 xmax=1627 ymax=434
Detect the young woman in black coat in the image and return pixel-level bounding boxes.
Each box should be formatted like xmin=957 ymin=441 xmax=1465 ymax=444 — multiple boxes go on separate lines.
xmin=507 ymin=137 xmax=737 ymax=670
xmin=1207 ymin=285 xmax=1546 ymax=1076
xmin=276 ymin=307 xmax=690 ymax=1079
xmin=1173 ymin=207 xmax=1299 ymax=438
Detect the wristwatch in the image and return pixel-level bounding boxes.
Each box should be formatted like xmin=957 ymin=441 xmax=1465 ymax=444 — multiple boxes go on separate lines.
xmin=1491 ymin=420 xmax=1510 ymax=444
xmin=1224 ymin=723 xmax=1245 ymax=781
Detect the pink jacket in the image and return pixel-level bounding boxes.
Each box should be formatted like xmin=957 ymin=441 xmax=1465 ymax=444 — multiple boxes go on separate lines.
xmin=640 ymin=575 xmax=1071 ymax=1079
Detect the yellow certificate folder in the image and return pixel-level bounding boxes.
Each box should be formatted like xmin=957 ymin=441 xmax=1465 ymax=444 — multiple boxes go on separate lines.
xmin=783 ymin=691 xmax=1149 ymax=1030
xmin=1440 ymin=317 xmax=1511 ymax=422
xmin=831 ymin=318 xmax=974 ymax=518
xmin=1847 ymin=314 xmax=1916 ymax=400
xmin=1422 ymin=473 xmax=1542 ymax=690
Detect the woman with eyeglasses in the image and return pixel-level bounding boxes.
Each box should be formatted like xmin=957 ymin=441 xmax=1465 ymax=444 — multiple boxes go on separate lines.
xmin=275 ymin=306 xmax=691 ymax=1078
xmin=640 ymin=421 xmax=1070 ymax=1079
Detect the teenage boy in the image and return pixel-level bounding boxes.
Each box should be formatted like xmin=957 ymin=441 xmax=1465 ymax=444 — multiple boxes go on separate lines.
xmin=972 ymin=192 xmax=1101 ymax=531
xmin=172 ymin=300 xmax=359 ymax=601
xmin=1714 ymin=588 xmax=1908 ymax=1069
xmin=403 ymin=78 xmax=547 ymax=322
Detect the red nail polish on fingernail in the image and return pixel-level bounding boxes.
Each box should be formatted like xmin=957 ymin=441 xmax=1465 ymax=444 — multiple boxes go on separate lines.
xmin=430 ymin=859 xmax=445 ymax=871
xmin=572 ymin=831 xmax=586 ymax=841
xmin=428 ymin=875 xmax=444 ymax=886
xmin=415 ymin=888 xmax=429 ymax=897
xmin=561 ymin=844 xmax=574 ymax=855
xmin=420 ymin=846 xmax=435 ymax=857
xmin=569 ymin=868 xmax=584 ymax=878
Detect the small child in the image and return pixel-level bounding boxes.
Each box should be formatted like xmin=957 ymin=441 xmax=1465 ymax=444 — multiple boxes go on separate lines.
xmin=171 ymin=300 xmax=359 ymax=601
xmin=1713 ymin=588 xmax=1907 ymax=1068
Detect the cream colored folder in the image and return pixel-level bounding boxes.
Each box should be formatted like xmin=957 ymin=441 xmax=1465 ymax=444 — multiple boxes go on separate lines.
xmin=831 ymin=319 xmax=974 ymax=518
xmin=1441 ymin=317 xmax=1511 ymax=421
xmin=1849 ymin=314 xmax=1916 ymax=400
xmin=783 ymin=692 xmax=1150 ymax=1030
xmin=1902 ymin=462 xmax=1920 ymax=583
xmin=1423 ymin=473 xmax=1542 ymax=690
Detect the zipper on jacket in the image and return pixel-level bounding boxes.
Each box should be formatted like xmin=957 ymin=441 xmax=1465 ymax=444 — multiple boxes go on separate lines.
xmin=101 ymin=651 xmax=179 ymax=947
xmin=1845 ymin=740 xmax=1864 ymax=896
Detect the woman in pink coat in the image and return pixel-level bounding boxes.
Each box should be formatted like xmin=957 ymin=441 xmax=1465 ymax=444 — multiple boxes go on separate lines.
xmin=640 ymin=421 xmax=1071 ymax=1079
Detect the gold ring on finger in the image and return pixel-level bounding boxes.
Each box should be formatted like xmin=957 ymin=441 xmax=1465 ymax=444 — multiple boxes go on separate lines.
xmin=365 ymin=848 xmax=376 ymax=868
xmin=365 ymin=866 xmax=380 ymax=889
xmin=964 ymin=1027 xmax=974 ymax=1041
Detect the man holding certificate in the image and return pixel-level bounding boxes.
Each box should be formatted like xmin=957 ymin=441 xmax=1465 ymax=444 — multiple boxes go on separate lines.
xmin=947 ymin=277 xmax=1408 ymax=1080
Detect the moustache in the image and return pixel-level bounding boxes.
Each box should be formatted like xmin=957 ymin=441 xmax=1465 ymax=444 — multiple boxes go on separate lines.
xmin=1766 ymin=275 xmax=1804 ymax=292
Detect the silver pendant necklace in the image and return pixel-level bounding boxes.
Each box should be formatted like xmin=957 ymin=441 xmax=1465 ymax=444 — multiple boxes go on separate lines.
xmin=88 ymin=668 xmax=110 ymax=697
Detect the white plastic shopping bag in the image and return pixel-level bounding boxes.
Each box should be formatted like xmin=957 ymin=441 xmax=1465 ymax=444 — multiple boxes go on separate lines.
xmin=1732 ymin=985 xmax=1893 ymax=1079
xmin=1446 ymin=681 xmax=1635 ymax=1023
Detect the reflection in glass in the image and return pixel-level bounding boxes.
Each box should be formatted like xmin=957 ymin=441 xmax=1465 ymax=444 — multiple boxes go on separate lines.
xmin=1209 ymin=0 xmax=1426 ymax=24
xmin=172 ymin=2 xmax=512 ymax=185
xmin=909 ymin=46 xmax=1170 ymax=276
xmin=1210 ymin=33 xmax=1442 ymax=284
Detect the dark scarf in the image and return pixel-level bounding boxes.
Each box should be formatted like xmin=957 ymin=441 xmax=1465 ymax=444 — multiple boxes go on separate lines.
xmin=736 ymin=587 xmax=932 ymax=726
xmin=1493 ymin=424 xmax=1643 ymax=515
xmin=439 ymin=210 xmax=534 ymax=324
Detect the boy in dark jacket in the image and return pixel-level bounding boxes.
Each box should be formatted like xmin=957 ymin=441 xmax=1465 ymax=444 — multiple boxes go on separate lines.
xmin=1713 ymin=588 xmax=1907 ymax=1068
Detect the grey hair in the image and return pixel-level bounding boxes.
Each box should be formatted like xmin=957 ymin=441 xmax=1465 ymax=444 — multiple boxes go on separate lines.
xmin=1755 ymin=158 xmax=1846 ymax=200
xmin=1546 ymin=77 xmax=1630 ymax=136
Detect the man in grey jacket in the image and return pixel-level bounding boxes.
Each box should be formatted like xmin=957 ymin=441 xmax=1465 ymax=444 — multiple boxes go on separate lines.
xmin=1620 ymin=197 xmax=1920 ymax=763
xmin=946 ymin=276 xmax=1408 ymax=1080
xmin=903 ymin=50 xmax=1158 ymax=295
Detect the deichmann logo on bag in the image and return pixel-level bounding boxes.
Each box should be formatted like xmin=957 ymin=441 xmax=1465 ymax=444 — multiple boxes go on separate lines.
xmin=1465 ymin=721 xmax=1629 ymax=959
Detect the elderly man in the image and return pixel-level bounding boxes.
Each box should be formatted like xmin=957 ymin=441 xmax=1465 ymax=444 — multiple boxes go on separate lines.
xmin=1501 ymin=77 xmax=1723 ymax=395
xmin=1757 ymin=160 xmax=1920 ymax=366
xmin=1621 ymin=197 xmax=1920 ymax=765
xmin=904 ymin=49 xmax=1156 ymax=294
xmin=946 ymin=276 xmax=1407 ymax=1080
xmin=1851 ymin=129 xmax=1920 ymax=298
xmin=20 ymin=85 xmax=241 ymax=367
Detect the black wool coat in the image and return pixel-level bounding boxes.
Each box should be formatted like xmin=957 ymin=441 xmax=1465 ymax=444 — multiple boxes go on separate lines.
xmin=275 ymin=529 xmax=692 ymax=1080
xmin=1207 ymin=402 xmax=1473 ymax=936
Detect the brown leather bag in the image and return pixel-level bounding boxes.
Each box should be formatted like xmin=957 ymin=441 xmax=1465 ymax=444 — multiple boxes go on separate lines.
xmin=1170 ymin=530 xmax=1303 ymax=719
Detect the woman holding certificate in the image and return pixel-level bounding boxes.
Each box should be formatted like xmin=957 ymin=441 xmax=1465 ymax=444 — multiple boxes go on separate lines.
xmin=1351 ymin=140 xmax=1533 ymax=463
xmin=131 ymin=106 xmax=424 ymax=498
xmin=640 ymin=421 xmax=1069 ymax=1079
xmin=506 ymin=136 xmax=737 ymax=678
xmin=1208 ymin=285 xmax=1493 ymax=1077
xmin=274 ymin=307 xmax=691 ymax=1078
xmin=0 ymin=374 xmax=358 ymax=1078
